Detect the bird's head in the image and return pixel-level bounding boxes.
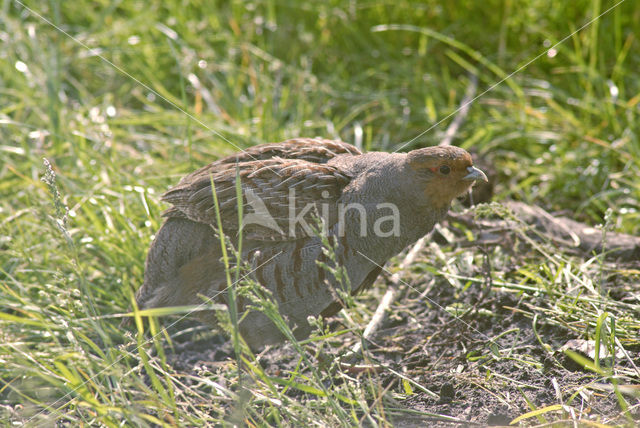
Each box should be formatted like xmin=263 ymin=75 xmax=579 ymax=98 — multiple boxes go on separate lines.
xmin=406 ymin=146 xmax=488 ymax=208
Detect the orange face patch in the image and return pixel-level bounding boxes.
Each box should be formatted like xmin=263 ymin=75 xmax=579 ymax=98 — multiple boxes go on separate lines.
xmin=407 ymin=146 xmax=476 ymax=208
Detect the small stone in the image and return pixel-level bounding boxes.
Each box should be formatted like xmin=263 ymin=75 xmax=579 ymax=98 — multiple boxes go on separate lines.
xmin=439 ymin=382 xmax=455 ymax=403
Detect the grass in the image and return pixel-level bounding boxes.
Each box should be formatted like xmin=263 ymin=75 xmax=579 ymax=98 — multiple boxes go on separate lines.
xmin=1 ymin=0 xmax=639 ymax=425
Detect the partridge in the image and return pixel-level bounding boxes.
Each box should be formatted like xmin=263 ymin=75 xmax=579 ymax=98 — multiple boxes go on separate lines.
xmin=136 ymin=138 xmax=487 ymax=349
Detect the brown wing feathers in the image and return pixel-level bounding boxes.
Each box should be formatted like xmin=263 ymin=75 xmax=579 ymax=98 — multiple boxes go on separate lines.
xmin=175 ymin=138 xmax=360 ymax=187
xmin=161 ymin=139 xmax=358 ymax=241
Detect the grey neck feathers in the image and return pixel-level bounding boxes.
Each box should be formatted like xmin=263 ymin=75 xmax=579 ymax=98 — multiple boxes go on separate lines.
xmin=333 ymin=152 xmax=450 ymax=264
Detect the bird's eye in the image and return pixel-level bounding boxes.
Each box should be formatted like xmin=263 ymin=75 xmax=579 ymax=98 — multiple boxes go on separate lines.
xmin=439 ymin=165 xmax=450 ymax=175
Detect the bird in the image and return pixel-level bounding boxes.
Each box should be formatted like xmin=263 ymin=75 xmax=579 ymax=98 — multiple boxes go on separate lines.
xmin=135 ymin=138 xmax=488 ymax=350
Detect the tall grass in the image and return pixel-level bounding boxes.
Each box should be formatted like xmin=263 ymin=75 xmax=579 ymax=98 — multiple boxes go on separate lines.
xmin=1 ymin=0 xmax=639 ymax=425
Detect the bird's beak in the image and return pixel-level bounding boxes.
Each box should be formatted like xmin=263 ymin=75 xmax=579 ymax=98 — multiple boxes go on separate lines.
xmin=463 ymin=166 xmax=488 ymax=183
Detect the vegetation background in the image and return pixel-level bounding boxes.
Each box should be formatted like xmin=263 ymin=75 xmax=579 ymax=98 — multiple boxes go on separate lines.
xmin=1 ymin=0 xmax=638 ymax=426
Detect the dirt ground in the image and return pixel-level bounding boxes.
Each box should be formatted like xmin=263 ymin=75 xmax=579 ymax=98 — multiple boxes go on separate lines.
xmin=164 ymin=263 xmax=640 ymax=426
